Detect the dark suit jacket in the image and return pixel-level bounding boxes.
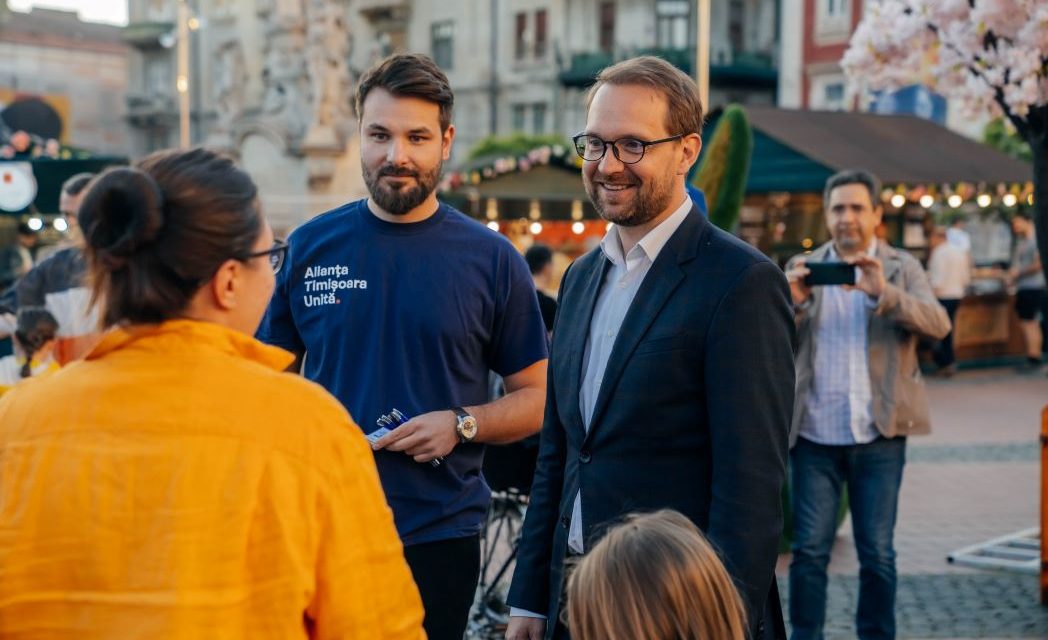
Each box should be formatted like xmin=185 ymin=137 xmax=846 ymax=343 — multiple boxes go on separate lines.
xmin=506 ymin=207 xmax=795 ymax=638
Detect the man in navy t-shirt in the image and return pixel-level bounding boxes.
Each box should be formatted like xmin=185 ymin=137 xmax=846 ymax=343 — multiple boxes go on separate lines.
xmin=257 ymin=54 xmax=549 ymax=640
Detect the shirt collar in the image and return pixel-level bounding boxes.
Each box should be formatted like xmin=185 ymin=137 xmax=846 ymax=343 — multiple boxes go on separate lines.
xmin=87 ymin=319 xmax=295 ymax=372
xmin=600 ymin=196 xmax=692 ymax=269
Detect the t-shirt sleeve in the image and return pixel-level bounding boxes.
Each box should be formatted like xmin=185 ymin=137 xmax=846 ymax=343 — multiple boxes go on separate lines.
xmin=488 ymin=248 xmax=549 ymax=377
xmin=256 ymin=242 xmax=304 ymax=355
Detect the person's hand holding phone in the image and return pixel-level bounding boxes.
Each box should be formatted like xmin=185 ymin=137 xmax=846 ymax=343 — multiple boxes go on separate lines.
xmin=843 ymin=255 xmax=886 ymax=300
xmin=785 ymin=259 xmax=812 ymax=306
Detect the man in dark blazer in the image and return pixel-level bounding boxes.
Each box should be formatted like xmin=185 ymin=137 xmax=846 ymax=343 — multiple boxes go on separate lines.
xmin=505 ymin=56 xmax=795 ymax=640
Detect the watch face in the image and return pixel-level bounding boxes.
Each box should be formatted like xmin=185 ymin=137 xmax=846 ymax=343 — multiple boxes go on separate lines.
xmin=459 ymin=416 xmax=478 ymax=440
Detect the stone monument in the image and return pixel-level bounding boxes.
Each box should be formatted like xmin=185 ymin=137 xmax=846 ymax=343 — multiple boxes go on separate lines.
xmin=200 ymin=0 xmax=365 ymax=234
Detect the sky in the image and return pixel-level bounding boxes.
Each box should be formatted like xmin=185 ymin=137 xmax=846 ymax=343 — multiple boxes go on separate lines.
xmin=7 ymin=0 xmax=128 ymax=25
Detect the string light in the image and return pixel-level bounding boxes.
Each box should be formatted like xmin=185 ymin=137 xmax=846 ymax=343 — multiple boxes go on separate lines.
xmin=947 ymin=195 xmax=962 ymax=208
xmin=890 ymin=194 xmax=906 ymax=208
xmin=53 ymin=218 xmax=68 ymax=232
xmin=486 ymin=221 xmax=500 ymax=232
xmin=919 ymin=195 xmax=934 ymax=208
xmin=571 ymin=221 xmax=585 ymax=235
xmin=27 ymin=217 xmax=43 ymax=231
xmin=529 ymin=221 xmax=543 ymax=235
xmin=571 ymin=200 xmax=583 ymax=220
xmin=1002 ymin=193 xmax=1017 ymax=207
xmin=976 ymin=194 xmax=992 ymax=208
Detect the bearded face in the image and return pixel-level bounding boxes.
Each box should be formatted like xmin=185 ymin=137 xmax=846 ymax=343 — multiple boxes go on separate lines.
xmin=583 ymin=162 xmax=676 ymax=228
xmin=363 ymin=160 xmax=442 ymax=216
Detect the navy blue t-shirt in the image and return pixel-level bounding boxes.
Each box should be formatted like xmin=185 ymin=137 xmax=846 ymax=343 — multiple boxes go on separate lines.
xmin=257 ymin=200 xmax=548 ymax=545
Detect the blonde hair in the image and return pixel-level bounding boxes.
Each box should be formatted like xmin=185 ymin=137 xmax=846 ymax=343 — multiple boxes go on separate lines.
xmin=566 ymin=510 xmax=747 ymax=640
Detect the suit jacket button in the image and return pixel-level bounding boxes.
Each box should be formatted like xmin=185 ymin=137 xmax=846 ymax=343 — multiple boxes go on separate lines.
xmin=579 ymin=451 xmax=591 ymax=464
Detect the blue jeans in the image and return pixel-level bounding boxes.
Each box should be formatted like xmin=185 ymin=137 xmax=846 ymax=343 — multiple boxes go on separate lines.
xmin=788 ymin=436 xmax=906 ymax=640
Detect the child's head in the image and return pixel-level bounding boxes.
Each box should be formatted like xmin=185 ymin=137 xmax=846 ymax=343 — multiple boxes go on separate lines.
xmin=14 ymin=307 xmax=58 ymax=378
xmin=566 ymin=509 xmax=747 ymax=640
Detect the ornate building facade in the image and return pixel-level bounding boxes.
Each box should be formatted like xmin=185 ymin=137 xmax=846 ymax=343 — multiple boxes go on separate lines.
xmin=124 ymin=0 xmax=780 ymax=231
xmin=124 ymin=0 xmax=365 ymax=232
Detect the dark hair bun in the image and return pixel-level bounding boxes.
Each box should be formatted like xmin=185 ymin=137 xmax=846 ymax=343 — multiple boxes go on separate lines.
xmin=79 ymin=167 xmax=165 ymax=270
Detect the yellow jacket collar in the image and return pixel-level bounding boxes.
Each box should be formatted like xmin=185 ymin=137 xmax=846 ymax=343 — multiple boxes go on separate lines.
xmin=87 ymin=319 xmax=295 ymax=371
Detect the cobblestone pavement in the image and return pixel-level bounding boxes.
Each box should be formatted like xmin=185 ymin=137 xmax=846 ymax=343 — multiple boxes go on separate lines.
xmin=777 ymin=368 xmax=1048 ymax=638
xmin=779 ymin=573 xmax=1047 ymax=639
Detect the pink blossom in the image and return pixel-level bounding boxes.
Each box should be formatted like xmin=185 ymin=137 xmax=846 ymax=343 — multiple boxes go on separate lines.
xmin=845 ymin=0 xmax=1046 ymax=124
xmin=1016 ymin=4 xmax=1048 ymax=51
xmin=969 ymin=0 xmax=1030 ymax=40
xmin=925 ymin=0 xmax=970 ymax=23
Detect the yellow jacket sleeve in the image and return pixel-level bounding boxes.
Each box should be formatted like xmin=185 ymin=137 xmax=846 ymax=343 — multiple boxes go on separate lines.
xmin=307 ymin=422 xmax=427 ymax=640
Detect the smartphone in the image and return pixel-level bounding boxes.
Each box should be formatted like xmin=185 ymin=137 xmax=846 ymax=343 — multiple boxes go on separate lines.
xmin=804 ymin=261 xmax=856 ymax=286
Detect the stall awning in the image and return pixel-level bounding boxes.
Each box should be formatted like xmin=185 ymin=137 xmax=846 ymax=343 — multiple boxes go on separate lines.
xmin=452 ymin=164 xmax=587 ymax=202
xmin=743 ymin=107 xmax=1031 ymax=192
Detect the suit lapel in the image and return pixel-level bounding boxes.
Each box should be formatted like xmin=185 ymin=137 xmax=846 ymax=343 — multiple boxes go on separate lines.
xmin=562 ymin=254 xmax=610 ymax=435
xmin=584 ymin=210 xmax=703 ymax=439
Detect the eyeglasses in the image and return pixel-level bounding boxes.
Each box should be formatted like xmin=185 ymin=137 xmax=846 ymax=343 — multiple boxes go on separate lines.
xmin=572 ymin=133 xmax=685 ymax=164
xmin=238 ymin=238 xmax=288 ymax=274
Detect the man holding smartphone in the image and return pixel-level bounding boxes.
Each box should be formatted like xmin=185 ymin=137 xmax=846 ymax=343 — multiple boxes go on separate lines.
xmin=784 ymin=169 xmax=949 ymax=640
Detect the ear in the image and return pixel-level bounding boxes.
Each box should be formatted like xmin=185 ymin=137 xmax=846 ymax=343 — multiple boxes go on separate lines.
xmin=208 ymin=259 xmax=242 ymax=312
xmin=678 ymin=133 xmax=702 ymax=176
xmin=442 ymin=124 xmax=456 ymax=161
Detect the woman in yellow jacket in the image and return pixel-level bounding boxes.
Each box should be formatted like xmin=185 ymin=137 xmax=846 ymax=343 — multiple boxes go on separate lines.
xmin=0 ymin=148 xmax=426 ymax=639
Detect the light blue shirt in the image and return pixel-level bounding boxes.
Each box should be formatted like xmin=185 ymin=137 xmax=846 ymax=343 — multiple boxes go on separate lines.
xmin=570 ymin=197 xmax=692 ymax=553
xmin=509 ymin=197 xmax=692 ymax=622
xmin=800 ymin=243 xmax=881 ymax=446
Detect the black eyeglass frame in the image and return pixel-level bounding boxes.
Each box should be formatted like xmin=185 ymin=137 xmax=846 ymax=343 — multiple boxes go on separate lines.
xmin=571 ymin=133 xmax=686 ymax=164
xmin=236 ymin=238 xmax=288 ymax=274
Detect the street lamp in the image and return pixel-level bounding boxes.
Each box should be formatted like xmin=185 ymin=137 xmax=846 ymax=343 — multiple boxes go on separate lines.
xmin=175 ymin=0 xmax=200 ymax=150
xmin=694 ymin=0 xmax=711 ymax=110
xmin=176 ymin=0 xmax=190 ymax=149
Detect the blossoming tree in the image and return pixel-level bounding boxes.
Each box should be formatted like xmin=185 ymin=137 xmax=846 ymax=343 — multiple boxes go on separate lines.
xmin=843 ymin=0 xmax=1048 ymax=282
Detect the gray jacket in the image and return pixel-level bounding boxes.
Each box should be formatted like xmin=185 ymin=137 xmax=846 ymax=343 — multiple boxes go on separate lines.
xmin=787 ymin=241 xmax=950 ymax=447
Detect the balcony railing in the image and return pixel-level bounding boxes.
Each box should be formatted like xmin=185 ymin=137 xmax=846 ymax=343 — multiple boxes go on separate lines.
xmin=357 ymin=0 xmax=410 ymax=22
xmin=558 ymin=47 xmax=776 ymax=89
xmin=125 ymin=93 xmax=176 ymax=127
xmin=122 ymin=21 xmax=174 ymax=49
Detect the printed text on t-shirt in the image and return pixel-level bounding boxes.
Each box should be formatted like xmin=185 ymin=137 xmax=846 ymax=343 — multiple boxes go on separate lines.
xmin=303 ymin=264 xmax=367 ymax=307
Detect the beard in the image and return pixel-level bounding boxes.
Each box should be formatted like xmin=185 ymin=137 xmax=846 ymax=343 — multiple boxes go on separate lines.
xmin=833 ymin=227 xmax=868 ymax=252
xmin=583 ymin=168 xmax=675 ymax=228
xmin=363 ymin=161 xmax=442 ymax=216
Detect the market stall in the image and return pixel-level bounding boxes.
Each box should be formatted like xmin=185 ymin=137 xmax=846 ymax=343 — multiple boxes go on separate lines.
xmin=738 ymin=107 xmax=1034 ymax=364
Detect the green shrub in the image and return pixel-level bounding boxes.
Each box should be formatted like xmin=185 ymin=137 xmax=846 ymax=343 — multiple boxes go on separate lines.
xmin=468 ymin=133 xmax=570 ymax=160
xmin=693 ymin=105 xmax=753 ymax=232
